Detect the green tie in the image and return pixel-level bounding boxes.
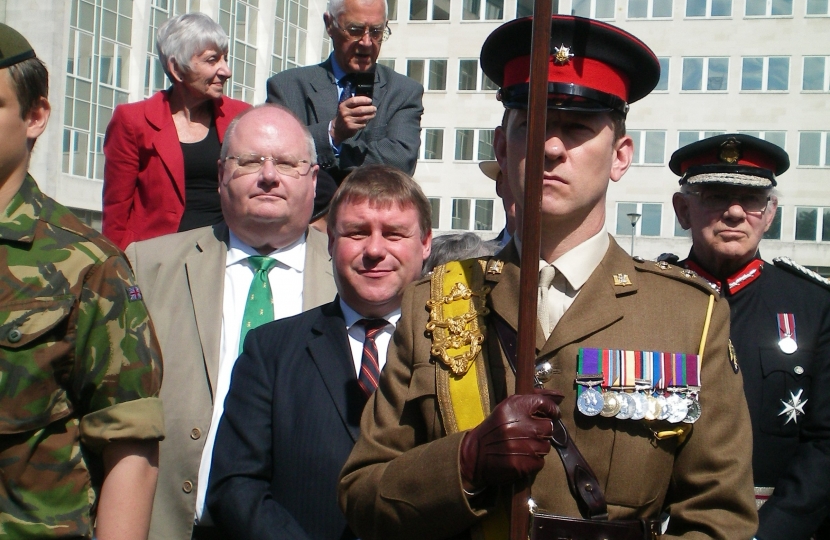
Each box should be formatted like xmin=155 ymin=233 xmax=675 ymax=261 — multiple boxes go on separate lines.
xmin=239 ymin=255 xmax=278 ymax=354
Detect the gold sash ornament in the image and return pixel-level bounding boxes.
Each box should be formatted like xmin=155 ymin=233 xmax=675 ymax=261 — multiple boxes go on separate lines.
xmin=427 ymin=260 xmax=508 ymax=540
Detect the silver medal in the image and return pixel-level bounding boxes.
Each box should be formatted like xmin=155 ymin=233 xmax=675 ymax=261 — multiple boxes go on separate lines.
xmin=630 ymin=392 xmax=648 ymax=420
xmin=616 ymin=393 xmax=635 ymax=420
xmin=666 ymin=393 xmax=688 ymax=423
xmin=778 ymin=336 xmax=797 ymax=354
xmin=656 ymin=394 xmax=670 ymax=421
xmin=577 ymin=387 xmax=603 ymax=416
xmin=601 ymin=391 xmax=622 ymax=417
xmin=683 ymin=398 xmax=701 ymax=423
xmin=644 ymin=395 xmax=662 ymax=421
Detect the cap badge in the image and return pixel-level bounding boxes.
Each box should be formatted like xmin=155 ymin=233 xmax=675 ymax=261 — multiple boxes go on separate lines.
xmin=613 ymin=273 xmax=632 ymax=286
xmin=553 ymin=44 xmax=574 ymax=65
xmin=718 ymin=139 xmax=742 ymax=164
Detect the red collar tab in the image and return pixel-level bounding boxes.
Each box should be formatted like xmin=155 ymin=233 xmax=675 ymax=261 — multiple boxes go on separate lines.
xmin=684 ymin=260 xmax=722 ymax=293
xmin=503 ymin=54 xmax=630 ymax=103
xmin=726 ymin=259 xmax=764 ymax=294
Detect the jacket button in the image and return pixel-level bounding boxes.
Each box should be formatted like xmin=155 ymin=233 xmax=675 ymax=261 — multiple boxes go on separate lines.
xmin=7 ymin=328 xmax=21 ymax=343
xmin=182 ymin=480 xmax=193 ymax=493
xmin=190 ymin=428 xmax=201 ymax=440
xmin=794 ymin=365 xmax=804 ymax=375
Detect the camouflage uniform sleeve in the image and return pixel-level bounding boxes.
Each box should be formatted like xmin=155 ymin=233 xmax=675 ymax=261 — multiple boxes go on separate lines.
xmin=73 ymin=253 xmax=164 ymax=454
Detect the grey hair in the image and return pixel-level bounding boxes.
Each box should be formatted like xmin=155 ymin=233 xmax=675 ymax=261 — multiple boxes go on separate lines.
xmin=220 ymin=103 xmax=317 ymax=165
xmin=157 ymin=12 xmax=229 ymax=82
xmin=327 ymin=0 xmax=388 ymax=19
xmin=422 ymin=233 xmax=499 ymax=276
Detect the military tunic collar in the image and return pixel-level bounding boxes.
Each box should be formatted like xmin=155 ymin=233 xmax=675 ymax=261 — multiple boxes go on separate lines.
xmin=683 ymin=255 xmax=764 ymax=296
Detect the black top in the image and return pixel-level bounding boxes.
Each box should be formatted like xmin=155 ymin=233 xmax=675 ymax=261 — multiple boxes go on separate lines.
xmin=680 ymin=255 xmax=830 ymax=540
xmin=178 ymin=120 xmax=222 ymax=232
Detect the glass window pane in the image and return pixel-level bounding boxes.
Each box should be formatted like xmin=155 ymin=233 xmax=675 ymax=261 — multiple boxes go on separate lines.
xmin=707 ymin=58 xmax=728 ymax=90
xmin=765 ymin=131 xmax=786 ymax=149
xmin=407 ymin=59 xmax=424 ymax=85
xmin=425 ymin=129 xmax=443 ymax=159
xmin=682 ymin=58 xmax=703 ymax=90
xmin=745 ymin=0 xmax=765 ymax=14
xmin=433 ymin=0 xmax=451 ymax=19
xmin=73 ymin=132 xmax=89 ymax=177
xmin=481 ymin=73 xmax=499 ymax=91
xmin=463 ymin=0 xmax=481 ymax=19
xmin=674 ymin=215 xmax=691 ymax=237
xmin=452 ymin=199 xmax=471 ymax=230
xmin=478 ymin=129 xmax=495 ymax=160
xmin=678 ymin=131 xmax=700 ymax=147
xmin=459 ymin=59 xmax=477 ymax=90
xmin=456 ymin=129 xmax=473 ymax=160
xmin=78 ymin=1 xmax=95 ymax=32
xmin=517 ymin=0 xmax=534 ymax=17
xmin=767 ymin=57 xmax=789 ymax=90
xmin=796 ymin=207 xmax=818 ymax=240
xmin=388 ymin=0 xmax=398 ymax=18
xmin=712 ymin=0 xmax=731 ymax=15
xmin=771 ymin=0 xmax=792 ymax=15
xmin=686 ymin=0 xmax=706 ymax=17
xmin=428 ymin=60 xmax=447 ymax=91
xmin=823 ymin=209 xmax=830 ymax=241
xmin=825 ymin=134 xmax=830 ymax=166
xmin=644 ymin=131 xmax=665 ymax=163
xmin=799 ymin=132 xmax=821 ymax=165
xmin=803 ymin=57 xmax=825 ymax=90
xmin=807 ymin=0 xmax=828 ymax=14
xmin=474 ymin=200 xmax=494 ymax=230
xmin=742 ymin=57 xmax=763 ymax=90
xmin=656 ymin=58 xmax=670 ymax=91
xmin=596 ymin=0 xmax=615 ymax=17
xmin=429 ymin=198 xmax=440 ymax=228
xmin=377 ymin=58 xmax=395 ymax=69
xmin=616 ymin=202 xmax=637 ymax=235
xmin=763 ymin=207 xmax=782 ymax=239
xmin=410 ymin=0 xmax=427 ymax=20
xmin=485 ymin=0 xmax=504 ymax=19
xmin=628 ymin=130 xmax=642 ymax=163
xmin=654 ymin=0 xmax=673 ymax=16
xmin=572 ymin=0 xmax=591 ymax=16
xmin=628 ymin=0 xmax=647 ymax=17
xmin=641 ymin=203 xmax=661 ymax=236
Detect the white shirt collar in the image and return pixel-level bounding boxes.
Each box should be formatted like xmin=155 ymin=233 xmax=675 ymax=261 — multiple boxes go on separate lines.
xmin=339 ymin=297 xmax=401 ymax=329
xmin=226 ymin=230 xmax=307 ymax=272
xmin=546 ymin=228 xmax=609 ymax=291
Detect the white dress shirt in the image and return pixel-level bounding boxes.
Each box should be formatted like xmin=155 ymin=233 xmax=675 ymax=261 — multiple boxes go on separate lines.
xmin=195 ymin=231 xmax=308 ymax=524
xmin=339 ymin=298 xmax=401 ymax=375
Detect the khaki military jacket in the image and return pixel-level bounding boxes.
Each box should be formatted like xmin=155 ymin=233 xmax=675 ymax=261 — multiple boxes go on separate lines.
xmin=339 ymin=238 xmax=757 ymax=540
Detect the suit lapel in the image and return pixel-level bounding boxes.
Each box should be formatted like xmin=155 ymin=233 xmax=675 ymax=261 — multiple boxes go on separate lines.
xmin=307 ymin=301 xmax=362 ymax=442
xmin=306 ymin=60 xmax=339 ymax=125
xmin=145 ymin=91 xmax=185 ymax=204
xmin=185 ymin=224 xmax=229 ymax=399
xmin=303 ymin=227 xmax=335 ymax=310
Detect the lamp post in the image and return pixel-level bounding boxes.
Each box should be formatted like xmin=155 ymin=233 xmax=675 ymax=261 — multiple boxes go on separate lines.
xmin=627 ymin=212 xmax=642 ymax=256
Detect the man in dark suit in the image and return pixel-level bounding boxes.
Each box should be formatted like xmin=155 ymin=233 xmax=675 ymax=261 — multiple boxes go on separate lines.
xmin=207 ymin=164 xmax=432 ymax=539
xmin=670 ymin=134 xmax=830 ymax=540
xmin=265 ymin=0 xmax=423 ymax=183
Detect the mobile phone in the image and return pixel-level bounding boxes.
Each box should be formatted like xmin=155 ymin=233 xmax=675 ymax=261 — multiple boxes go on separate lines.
xmin=352 ymin=71 xmax=375 ymax=99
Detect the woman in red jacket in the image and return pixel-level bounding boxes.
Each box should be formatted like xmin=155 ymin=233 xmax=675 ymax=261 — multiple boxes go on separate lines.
xmin=103 ymin=12 xmax=250 ymax=250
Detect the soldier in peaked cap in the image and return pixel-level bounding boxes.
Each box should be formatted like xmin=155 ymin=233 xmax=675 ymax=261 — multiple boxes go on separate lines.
xmin=0 ymin=23 xmax=164 ymax=539
xmin=671 ymin=134 xmax=830 ymax=540
xmin=339 ymin=15 xmax=757 ymax=540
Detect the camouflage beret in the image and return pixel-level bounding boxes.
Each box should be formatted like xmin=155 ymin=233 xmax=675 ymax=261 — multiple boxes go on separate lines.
xmin=0 ymin=23 xmax=36 ymax=70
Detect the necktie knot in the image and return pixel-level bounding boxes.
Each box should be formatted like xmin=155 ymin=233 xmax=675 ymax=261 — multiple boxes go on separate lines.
xmin=357 ymin=318 xmax=387 ymax=399
xmin=359 ymin=318 xmax=388 ymax=340
xmin=539 ymin=265 xmax=557 ymax=289
xmin=248 ymin=255 xmax=277 ymax=281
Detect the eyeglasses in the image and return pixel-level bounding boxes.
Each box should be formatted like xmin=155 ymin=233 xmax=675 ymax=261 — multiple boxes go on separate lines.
xmin=686 ymin=190 xmax=771 ymax=214
xmin=332 ymin=19 xmax=391 ymax=43
xmin=225 ymin=153 xmax=313 ymax=178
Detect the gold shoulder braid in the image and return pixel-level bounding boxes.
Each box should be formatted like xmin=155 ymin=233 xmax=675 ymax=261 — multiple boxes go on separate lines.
xmin=426 ymin=259 xmax=491 ymax=375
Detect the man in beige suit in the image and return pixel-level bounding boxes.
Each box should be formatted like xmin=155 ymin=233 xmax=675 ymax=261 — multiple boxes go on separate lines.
xmin=127 ymin=104 xmax=337 ymax=540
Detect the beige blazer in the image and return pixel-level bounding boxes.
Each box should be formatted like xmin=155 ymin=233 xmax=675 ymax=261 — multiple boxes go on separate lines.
xmin=126 ymin=223 xmax=336 ymax=540
xmin=339 ymin=238 xmax=758 ymax=540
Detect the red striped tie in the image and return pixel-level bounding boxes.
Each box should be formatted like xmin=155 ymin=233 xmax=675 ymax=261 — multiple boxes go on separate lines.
xmin=357 ymin=318 xmax=387 ymax=398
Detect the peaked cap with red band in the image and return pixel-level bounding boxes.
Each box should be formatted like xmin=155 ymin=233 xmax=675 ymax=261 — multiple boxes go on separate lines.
xmin=670 ymin=133 xmax=790 ymax=188
xmin=480 ymin=15 xmax=660 ymax=115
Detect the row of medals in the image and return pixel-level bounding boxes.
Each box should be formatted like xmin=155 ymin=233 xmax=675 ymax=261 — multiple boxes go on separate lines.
xmin=576 ymin=378 xmax=701 ymax=424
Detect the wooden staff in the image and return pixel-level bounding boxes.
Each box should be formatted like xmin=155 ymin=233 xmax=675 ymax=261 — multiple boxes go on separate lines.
xmin=509 ymin=2 xmax=552 ymax=540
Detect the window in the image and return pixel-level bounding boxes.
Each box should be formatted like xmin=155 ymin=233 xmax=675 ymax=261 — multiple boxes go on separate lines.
xmin=807 ymin=0 xmax=829 ymax=15
xmin=795 ymin=207 xmax=830 ymax=241
xmin=745 ymin=0 xmax=792 ymax=15
xmin=407 ymin=59 xmax=447 ymax=90
xmin=572 ymin=0 xmax=615 ymax=19
xmin=421 ymin=128 xmax=444 ymax=160
xmin=686 ymin=0 xmax=731 ymax=16
xmin=682 ymin=57 xmax=728 ymax=91
xmin=517 ymin=0 xmax=557 ymax=17
xmin=429 ymin=198 xmax=441 ymax=229
xmin=616 ymin=202 xmax=662 ymax=237
xmin=799 ymin=131 xmax=830 ymax=166
xmin=803 ymin=56 xmax=830 ymax=91
xmin=655 ymin=57 xmax=670 ymax=91
xmin=452 ymin=199 xmax=495 ymax=230
xmin=629 ymin=130 xmax=666 ymax=164
xmin=674 ymin=215 xmax=691 ymax=237
xmin=272 ymin=0 xmax=309 ymax=75
xmin=389 ymin=0 xmax=398 ymax=19
xmin=458 ymin=59 xmax=498 ymax=91
xmin=455 ymin=129 xmax=495 ymax=161
xmin=628 ymin=0 xmax=672 ymax=18
xmin=741 ymin=56 xmax=789 ymax=91
xmin=377 ymin=58 xmax=396 ymax=70
xmin=677 ymin=131 xmax=726 ymax=148
xmin=219 ymin=0 xmax=259 ymax=103
xmin=737 ymin=130 xmax=786 ymax=149
xmin=463 ymin=0 xmax=504 ymax=20
xmin=764 ymin=206 xmax=782 ymax=239
xmin=70 ymin=207 xmax=104 ymax=232
xmin=410 ymin=0 xmax=450 ymax=20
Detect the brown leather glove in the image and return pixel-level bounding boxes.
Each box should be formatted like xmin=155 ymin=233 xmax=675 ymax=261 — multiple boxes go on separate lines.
xmin=460 ymin=390 xmax=563 ymax=490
